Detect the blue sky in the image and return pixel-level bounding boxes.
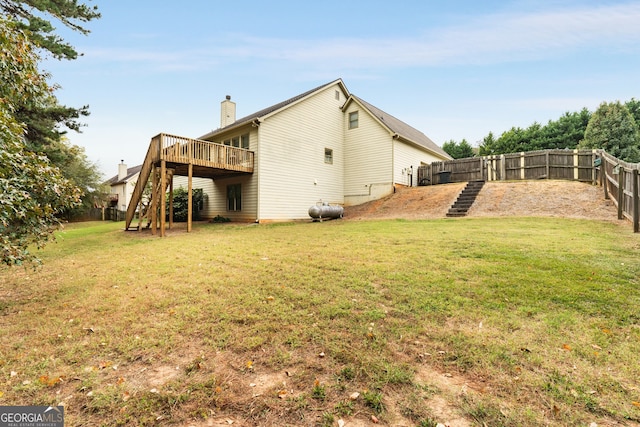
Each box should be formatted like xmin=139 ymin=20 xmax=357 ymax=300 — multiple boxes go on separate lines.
xmin=44 ymin=0 xmax=640 ymax=178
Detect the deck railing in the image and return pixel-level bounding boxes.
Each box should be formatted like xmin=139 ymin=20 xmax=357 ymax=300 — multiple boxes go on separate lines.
xmin=152 ymin=133 xmax=254 ymax=172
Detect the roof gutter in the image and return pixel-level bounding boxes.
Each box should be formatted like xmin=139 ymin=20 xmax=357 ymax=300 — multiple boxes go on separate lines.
xmin=394 ymin=133 xmax=451 ymax=160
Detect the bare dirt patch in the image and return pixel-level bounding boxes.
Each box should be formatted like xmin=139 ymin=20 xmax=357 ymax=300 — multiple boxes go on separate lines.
xmin=344 ymin=180 xmax=618 ymax=222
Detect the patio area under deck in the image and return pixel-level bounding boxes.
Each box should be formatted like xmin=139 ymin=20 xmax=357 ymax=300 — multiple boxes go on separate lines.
xmin=125 ymin=133 xmax=254 ymax=236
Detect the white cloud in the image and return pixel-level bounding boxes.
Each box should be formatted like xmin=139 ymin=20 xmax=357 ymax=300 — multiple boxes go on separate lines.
xmin=73 ymin=3 xmax=640 ymax=73
xmin=215 ymin=2 xmax=640 ymax=67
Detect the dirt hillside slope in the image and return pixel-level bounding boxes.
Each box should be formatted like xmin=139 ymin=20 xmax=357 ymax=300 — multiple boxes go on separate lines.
xmin=344 ymin=180 xmax=618 ymax=221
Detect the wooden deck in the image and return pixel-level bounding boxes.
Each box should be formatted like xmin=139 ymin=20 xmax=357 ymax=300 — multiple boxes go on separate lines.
xmin=124 ymin=133 xmax=254 ymax=235
xmin=159 ymin=133 xmax=254 ymax=178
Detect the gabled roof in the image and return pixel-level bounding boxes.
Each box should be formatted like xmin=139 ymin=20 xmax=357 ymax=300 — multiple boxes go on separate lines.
xmin=199 ymin=79 xmax=349 ymax=140
xmin=198 ymin=78 xmax=449 ymax=160
xmin=106 ymin=165 xmax=142 ymax=186
xmin=346 ymin=95 xmax=451 ymax=160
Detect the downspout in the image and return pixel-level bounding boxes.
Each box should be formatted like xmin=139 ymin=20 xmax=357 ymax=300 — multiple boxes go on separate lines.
xmin=253 ymin=119 xmax=261 ymax=222
xmin=392 ymin=133 xmax=399 ymax=191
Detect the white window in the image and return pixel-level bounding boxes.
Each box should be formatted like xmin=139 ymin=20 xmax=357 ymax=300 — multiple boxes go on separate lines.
xmin=227 ymin=183 xmax=241 ymax=211
xmin=324 ymin=148 xmax=333 ymax=164
xmin=349 ymin=111 xmax=359 ymax=129
xmin=241 ymin=134 xmax=249 ymax=149
xmin=335 ymin=90 xmax=340 ymax=101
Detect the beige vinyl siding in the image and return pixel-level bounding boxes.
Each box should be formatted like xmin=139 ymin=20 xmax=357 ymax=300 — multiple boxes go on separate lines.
xmin=343 ymin=103 xmax=393 ymax=205
xmin=257 ymin=83 xmax=346 ymax=221
xmin=200 ymin=129 xmax=259 ymax=221
xmin=393 ymin=140 xmax=445 ymax=187
xmin=207 ymin=174 xmax=258 ymax=222
xmin=111 ymin=175 xmax=139 ymax=212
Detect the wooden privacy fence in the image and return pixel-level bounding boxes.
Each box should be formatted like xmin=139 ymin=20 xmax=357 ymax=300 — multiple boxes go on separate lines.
xmin=417 ymin=149 xmax=599 ymax=184
xmin=600 ymin=151 xmax=640 ymax=232
xmin=416 ymin=149 xmax=639 ymax=232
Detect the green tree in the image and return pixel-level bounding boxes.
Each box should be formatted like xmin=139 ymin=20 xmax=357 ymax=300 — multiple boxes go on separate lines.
xmin=2 ymin=0 xmax=103 ymax=219
xmin=539 ymin=109 xmax=591 ymax=150
xmin=478 ymin=110 xmax=592 ymax=155
xmin=167 ymin=188 xmax=205 ymax=222
xmin=18 ymin=94 xmax=105 ymax=217
xmin=478 ymin=132 xmax=496 ymax=156
xmin=579 ymin=101 xmax=640 ymax=163
xmin=625 ymin=98 xmax=640 ymax=126
xmin=489 ymin=126 xmax=531 ymax=154
xmin=0 ymin=0 xmax=100 ymax=60
xmin=1 ymin=17 xmax=81 ymax=266
xmin=46 ymin=138 xmax=108 ymax=218
xmin=442 ymin=139 xmax=475 ymax=159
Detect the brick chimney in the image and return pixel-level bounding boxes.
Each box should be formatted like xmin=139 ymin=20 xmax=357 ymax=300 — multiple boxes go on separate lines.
xmin=220 ymin=95 xmax=236 ymax=128
xmin=118 ymin=160 xmax=127 ymax=181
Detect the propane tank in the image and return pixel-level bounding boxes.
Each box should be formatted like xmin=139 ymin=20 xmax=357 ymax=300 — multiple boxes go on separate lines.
xmin=308 ymin=202 xmax=344 ymax=222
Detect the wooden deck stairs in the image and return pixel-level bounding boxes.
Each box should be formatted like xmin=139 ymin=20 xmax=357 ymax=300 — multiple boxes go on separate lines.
xmin=446 ymin=180 xmax=485 ymax=217
xmin=127 ymin=168 xmax=175 ymax=231
xmin=124 ymin=133 xmax=254 ymax=236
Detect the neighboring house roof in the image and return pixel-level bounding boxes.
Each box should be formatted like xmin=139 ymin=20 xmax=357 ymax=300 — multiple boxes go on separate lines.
xmin=346 ymin=95 xmax=451 ymax=160
xmin=199 ymin=79 xmax=349 ymax=140
xmin=106 ymin=165 xmax=142 ymax=186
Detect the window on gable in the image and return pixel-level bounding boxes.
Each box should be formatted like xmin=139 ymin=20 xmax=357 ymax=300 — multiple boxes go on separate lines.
xmin=324 ymin=148 xmax=333 ymax=164
xmin=349 ymin=111 xmax=359 ymax=129
xmin=227 ymin=183 xmax=241 ymax=211
xmin=335 ymin=90 xmax=340 ymax=101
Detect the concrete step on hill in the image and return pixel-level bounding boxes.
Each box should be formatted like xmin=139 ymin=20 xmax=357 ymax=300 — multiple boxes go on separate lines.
xmin=446 ymin=181 xmax=485 ymax=217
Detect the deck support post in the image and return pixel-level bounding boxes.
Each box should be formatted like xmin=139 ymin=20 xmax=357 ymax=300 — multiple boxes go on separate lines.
xmin=151 ymin=167 xmax=158 ymax=235
xmin=188 ymin=163 xmax=193 ymax=233
xmin=160 ymin=160 xmax=166 ymax=237
xmin=169 ymin=173 xmax=174 ymax=230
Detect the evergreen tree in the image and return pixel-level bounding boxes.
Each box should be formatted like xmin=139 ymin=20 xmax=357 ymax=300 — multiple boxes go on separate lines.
xmin=0 ymin=0 xmax=100 ymax=60
xmin=1 ymin=17 xmax=81 ymax=266
xmin=1 ymin=0 xmax=104 ymax=219
xmin=442 ymin=139 xmax=475 ymax=159
xmin=625 ymin=98 xmax=640 ymax=126
xmin=539 ymin=109 xmax=591 ymax=150
xmin=579 ymin=101 xmax=640 ymax=163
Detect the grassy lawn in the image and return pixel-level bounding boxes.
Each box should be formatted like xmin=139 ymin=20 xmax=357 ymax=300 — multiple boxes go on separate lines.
xmin=0 ymin=218 xmax=639 ymax=426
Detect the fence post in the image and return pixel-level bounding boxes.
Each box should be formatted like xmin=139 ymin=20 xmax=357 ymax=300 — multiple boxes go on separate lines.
xmin=520 ymin=152 xmax=525 ymax=180
xmin=545 ymin=151 xmax=550 ymax=179
xmin=633 ymin=168 xmax=639 ymax=233
xmin=603 ymin=156 xmax=609 ymax=199
xmin=618 ymin=168 xmax=624 ymax=220
xmin=486 ymin=156 xmax=491 ymax=181
xmin=592 ymin=150 xmax=597 ymax=185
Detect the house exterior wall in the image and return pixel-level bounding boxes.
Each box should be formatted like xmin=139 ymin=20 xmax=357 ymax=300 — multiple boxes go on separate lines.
xmin=205 ymin=174 xmax=258 ymax=222
xmin=110 ymin=174 xmax=139 ymax=212
xmin=256 ymin=83 xmax=347 ymax=221
xmin=342 ymin=102 xmax=394 ymax=206
xmin=201 ymin=124 xmax=260 ymax=221
xmin=174 ymin=80 xmax=448 ymax=222
xmin=393 ymin=140 xmax=444 ymax=187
